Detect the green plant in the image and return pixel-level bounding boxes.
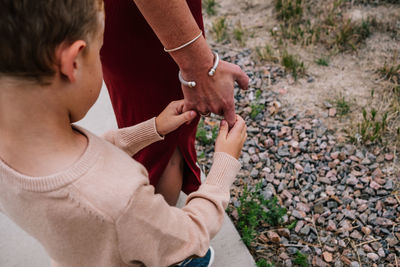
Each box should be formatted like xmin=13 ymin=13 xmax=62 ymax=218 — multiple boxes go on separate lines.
xmin=212 ymin=17 xmax=228 ymax=42
xmin=196 ymin=119 xmax=218 ymax=145
xmin=287 ymin=220 xmax=297 ymax=230
xmin=275 ymin=0 xmax=303 ymax=23
xmin=357 ymin=108 xmax=388 ymax=144
xmin=281 ymin=51 xmax=305 ymax=80
xmin=249 ymin=89 xmax=265 ymax=119
xmin=233 ymin=22 xmax=245 ymax=46
xmin=250 ymin=103 xmax=264 ymax=120
xmin=316 ymin=57 xmax=329 ymax=66
xmin=203 ymin=0 xmax=218 ymax=16
xmin=236 ymin=183 xmax=287 ymax=246
xmin=256 ymin=44 xmax=279 ymax=63
xmin=334 ymin=19 xmax=372 ymax=51
xmin=335 ymin=96 xmax=350 ymax=115
xmin=256 ymin=258 xmax=274 ymax=267
xmin=293 ymin=251 xmax=309 ymax=267
xmin=379 ymin=59 xmax=400 ymax=83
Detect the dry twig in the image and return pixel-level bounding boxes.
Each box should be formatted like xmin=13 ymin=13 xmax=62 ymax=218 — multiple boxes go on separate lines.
xmin=311 ymin=211 xmax=322 ymax=247
xmin=355 ymin=237 xmax=381 ymax=247
xmin=349 ymin=239 xmax=362 ymax=266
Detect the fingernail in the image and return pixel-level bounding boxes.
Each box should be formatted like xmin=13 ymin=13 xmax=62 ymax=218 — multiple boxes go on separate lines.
xmin=221 ymin=120 xmax=226 ymax=126
xmin=190 ymin=111 xmax=196 ymax=117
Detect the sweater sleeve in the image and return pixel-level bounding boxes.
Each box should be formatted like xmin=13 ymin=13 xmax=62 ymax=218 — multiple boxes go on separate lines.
xmin=116 ymin=152 xmax=241 ymax=267
xmin=101 ymin=117 xmax=164 ymax=156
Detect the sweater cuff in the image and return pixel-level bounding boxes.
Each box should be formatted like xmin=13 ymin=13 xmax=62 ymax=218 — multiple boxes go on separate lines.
xmin=119 ymin=117 xmax=164 ymax=154
xmin=205 ymin=152 xmax=241 ymax=192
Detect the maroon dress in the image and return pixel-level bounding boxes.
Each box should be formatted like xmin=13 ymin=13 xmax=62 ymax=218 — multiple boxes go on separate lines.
xmin=100 ymin=0 xmax=202 ymax=194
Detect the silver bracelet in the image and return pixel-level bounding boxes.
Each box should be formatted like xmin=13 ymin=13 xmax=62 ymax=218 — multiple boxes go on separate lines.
xmin=178 ymin=52 xmax=220 ymax=88
xmin=208 ymin=52 xmax=220 ymax=76
xmin=178 ymin=71 xmax=196 ymax=88
xmin=164 ymin=32 xmax=203 ymax=53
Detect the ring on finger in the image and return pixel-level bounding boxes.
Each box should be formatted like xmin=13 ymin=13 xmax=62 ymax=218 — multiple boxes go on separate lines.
xmin=199 ymin=112 xmax=211 ymax=117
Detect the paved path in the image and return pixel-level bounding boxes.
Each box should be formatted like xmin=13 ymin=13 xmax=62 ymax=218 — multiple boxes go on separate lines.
xmin=0 ymin=85 xmax=255 ymax=267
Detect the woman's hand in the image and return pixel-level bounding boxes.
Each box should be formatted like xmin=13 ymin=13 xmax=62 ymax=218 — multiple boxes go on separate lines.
xmin=155 ymin=100 xmax=197 ymax=136
xmin=215 ymin=115 xmax=247 ymax=159
xmin=180 ymin=60 xmax=249 ymax=128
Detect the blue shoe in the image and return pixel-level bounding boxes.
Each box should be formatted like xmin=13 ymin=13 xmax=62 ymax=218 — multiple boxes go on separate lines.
xmin=174 ymin=246 xmax=215 ymax=267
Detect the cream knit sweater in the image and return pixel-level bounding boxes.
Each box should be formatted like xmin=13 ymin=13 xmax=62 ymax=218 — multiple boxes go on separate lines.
xmin=0 ymin=118 xmax=241 ymax=267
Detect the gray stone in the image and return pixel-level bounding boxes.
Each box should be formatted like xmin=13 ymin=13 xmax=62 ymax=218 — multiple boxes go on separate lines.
xmin=346 ymin=176 xmax=358 ymax=186
xmin=250 ymin=169 xmax=259 ymax=178
xmin=241 ymin=152 xmax=251 ymax=164
xmin=367 ymin=253 xmax=379 ymax=261
xmin=343 ymin=209 xmax=356 ymax=220
xmin=300 ymin=225 xmax=311 ymax=235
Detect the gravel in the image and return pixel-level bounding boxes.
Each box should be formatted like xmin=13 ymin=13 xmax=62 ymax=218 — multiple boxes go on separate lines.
xmin=196 ymin=47 xmax=400 ymax=266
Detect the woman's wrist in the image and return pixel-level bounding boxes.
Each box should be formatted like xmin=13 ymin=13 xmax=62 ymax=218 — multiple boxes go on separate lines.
xmin=169 ymin=36 xmax=214 ymax=74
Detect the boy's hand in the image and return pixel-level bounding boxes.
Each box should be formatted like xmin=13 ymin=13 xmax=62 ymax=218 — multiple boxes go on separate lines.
xmin=215 ymin=115 xmax=247 ymax=159
xmin=155 ymin=100 xmax=197 ymax=136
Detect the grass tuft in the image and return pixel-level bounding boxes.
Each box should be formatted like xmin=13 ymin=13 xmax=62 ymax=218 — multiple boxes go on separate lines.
xmin=335 ymin=96 xmax=350 ymax=116
xmin=233 ymin=21 xmax=246 ymax=46
xmin=212 ymin=17 xmax=228 ymax=42
xmin=256 ymin=258 xmax=274 ymax=267
xmin=236 ymin=183 xmax=287 ymax=246
xmin=256 ymin=44 xmax=279 ymax=63
xmin=316 ymin=57 xmax=329 ymax=66
xmin=203 ymin=0 xmax=218 ymax=16
xmin=293 ymin=251 xmax=309 ymax=267
xmin=281 ymin=51 xmax=305 ymax=80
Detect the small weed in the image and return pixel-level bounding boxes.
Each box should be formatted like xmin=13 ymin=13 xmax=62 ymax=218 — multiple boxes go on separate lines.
xmin=233 ymin=21 xmax=246 ymax=46
xmin=250 ymin=89 xmax=265 ymax=119
xmin=275 ymin=0 xmax=303 ymax=23
xmin=255 ymin=89 xmax=262 ymax=99
xmin=281 ymin=51 xmax=305 ymax=80
xmin=256 ymin=258 xmax=274 ymax=267
xmin=203 ymin=0 xmax=218 ymax=16
xmin=212 ymin=17 xmax=228 ymax=42
xmin=250 ymin=103 xmax=264 ymax=120
xmin=293 ymin=251 xmax=309 ymax=267
xmin=379 ymin=52 xmax=400 ymax=83
xmin=196 ymin=119 xmax=218 ymax=145
xmin=287 ymin=220 xmax=297 ymax=230
xmin=335 ymin=96 xmax=350 ymax=116
xmin=316 ymin=57 xmax=329 ymax=66
xmin=197 ymin=151 xmax=205 ymax=159
xmin=334 ymin=19 xmax=372 ymax=51
xmin=236 ymin=183 xmax=287 ymax=246
xmin=256 ymin=44 xmax=279 ymax=63
xmin=356 ymin=108 xmax=388 ymax=144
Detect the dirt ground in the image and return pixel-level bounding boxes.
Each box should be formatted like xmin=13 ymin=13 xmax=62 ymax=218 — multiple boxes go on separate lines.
xmin=203 ymin=0 xmax=400 ymax=143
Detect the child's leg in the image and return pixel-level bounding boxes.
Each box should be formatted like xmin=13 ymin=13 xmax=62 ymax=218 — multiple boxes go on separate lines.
xmin=155 ymin=147 xmax=184 ymax=206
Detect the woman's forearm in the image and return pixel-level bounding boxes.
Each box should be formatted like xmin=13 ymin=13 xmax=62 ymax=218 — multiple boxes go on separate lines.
xmin=132 ymin=0 xmax=214 ymax=71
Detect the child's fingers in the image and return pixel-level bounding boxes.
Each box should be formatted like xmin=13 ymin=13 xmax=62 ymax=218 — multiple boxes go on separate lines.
xmin=176 ymin=110 xmax=196 ymax=125
xmin=169 ymin=100 xmax=185 ymax=114
xmin=217 ymin=120 xmax=229 ymax=140
xmin=228 ymin=115 xmax=246 ymax=136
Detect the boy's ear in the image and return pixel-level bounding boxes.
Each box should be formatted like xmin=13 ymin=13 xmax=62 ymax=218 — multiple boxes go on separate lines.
xmin=58 ymin=40 xmax=87 ymax=82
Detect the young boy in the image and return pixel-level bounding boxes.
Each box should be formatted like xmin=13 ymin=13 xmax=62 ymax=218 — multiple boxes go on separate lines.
xmin=0 ymin=1 xmax=247 ymax=267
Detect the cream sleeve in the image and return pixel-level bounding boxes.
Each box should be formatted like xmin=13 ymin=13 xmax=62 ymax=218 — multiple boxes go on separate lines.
xmin=102 ymin=117 xmax=164 ymax=156
xmin=115 ymin=152 xmax=241 ymax=267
